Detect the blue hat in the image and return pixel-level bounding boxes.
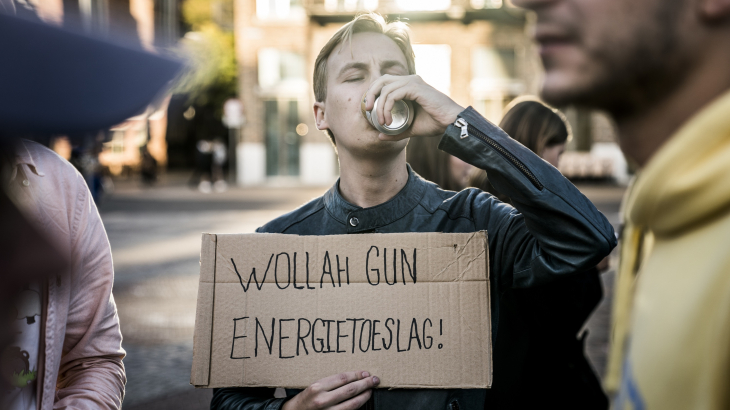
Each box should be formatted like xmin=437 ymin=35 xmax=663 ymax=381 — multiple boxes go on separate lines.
xmin=0 ymin=13 xmax=182 ymax=135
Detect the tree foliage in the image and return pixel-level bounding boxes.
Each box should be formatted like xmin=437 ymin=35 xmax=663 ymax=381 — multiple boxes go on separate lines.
xmin=173 ymin=0 xmax=236 ymax=118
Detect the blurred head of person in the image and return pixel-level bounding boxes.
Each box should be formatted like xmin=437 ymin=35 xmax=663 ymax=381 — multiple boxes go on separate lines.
xmin=499 ymin=98 xmax=571 ymax=167
xmin=312 ymin=13 xmax=415 ymax=158
xmin=470 ymin=98 xmax=571 ymax=199
xmin=511 ymin=0 xmax=730 ymax=165
xmin=406 ymin=137 xmax=472 ymax=191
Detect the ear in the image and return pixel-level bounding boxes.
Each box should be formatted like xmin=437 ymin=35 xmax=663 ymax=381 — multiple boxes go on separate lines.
xmin=313 ymin=102 xmax=329 ymax=131
xmin=700 ymin=0 xmax=730 ymax=20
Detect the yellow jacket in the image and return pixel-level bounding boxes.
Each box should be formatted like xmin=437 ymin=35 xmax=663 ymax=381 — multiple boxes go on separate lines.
xmin=607 ymin=91 xmax=730 ymax=409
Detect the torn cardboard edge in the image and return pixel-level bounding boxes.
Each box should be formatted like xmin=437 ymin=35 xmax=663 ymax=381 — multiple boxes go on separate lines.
xmin=191 ymin=231 xmax=492 ymax=390
xmin=191 ymin=233 xmax=216 ymax=386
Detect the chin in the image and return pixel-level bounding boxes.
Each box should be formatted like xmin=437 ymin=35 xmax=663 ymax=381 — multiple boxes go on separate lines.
xmin=540 ymin=71 xmax=608 ymax=109
xmin=365 ymin=137 xmax=408 ymax=155
xmin=359 ymin=137 xmax=408 ymax=158
xmin=335 ymin=129 xmax=407 ymax=158
xmin=539 ymin=71 xmax=581 ymax=106
xmin=540 ymin=64 xmax=643 ymax=116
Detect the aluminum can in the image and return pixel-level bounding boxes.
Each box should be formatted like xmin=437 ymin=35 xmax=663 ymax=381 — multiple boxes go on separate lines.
xmin=361 ymin=94 xmax=414 ymax=136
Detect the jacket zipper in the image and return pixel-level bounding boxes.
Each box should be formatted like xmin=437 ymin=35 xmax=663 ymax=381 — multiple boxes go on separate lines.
xmin=455 ymin=118 xmax=544 ymax=190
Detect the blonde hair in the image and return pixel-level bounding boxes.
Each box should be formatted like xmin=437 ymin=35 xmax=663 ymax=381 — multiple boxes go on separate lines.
xmin=313 ymin=13 xmax=416 ymax=144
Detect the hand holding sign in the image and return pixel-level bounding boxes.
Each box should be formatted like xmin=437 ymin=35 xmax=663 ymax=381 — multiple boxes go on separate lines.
xmin=282 ymin=371 xmax=380 ymax=410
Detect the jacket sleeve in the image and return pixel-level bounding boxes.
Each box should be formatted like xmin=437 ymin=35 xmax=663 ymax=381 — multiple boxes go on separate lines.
xmin=438 ymin=107 xmax=617 ymax=289
xmin=211 ymin=388 xmax=290 ymax=410
xmin=54 ymin=171 xmax=126 ymax=409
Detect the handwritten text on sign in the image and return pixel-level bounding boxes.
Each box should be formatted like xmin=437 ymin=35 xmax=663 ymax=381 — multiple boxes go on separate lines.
xmin=191 ymin=232 xmax=492 ymax=389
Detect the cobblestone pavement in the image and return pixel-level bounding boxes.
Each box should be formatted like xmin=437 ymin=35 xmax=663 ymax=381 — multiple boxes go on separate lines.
xmin=100 ymin=176 xmax=624 ymax=409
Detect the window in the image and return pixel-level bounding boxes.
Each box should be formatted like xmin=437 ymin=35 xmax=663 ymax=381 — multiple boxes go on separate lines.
xmin=413 ymin=44 xmax=451 ymax=96
xmin=264 ymin=100 xmax=301 ymax=176
xmin=395 ymin=0 xmax=450 ymax=11
xmin=323 ymin=0 xmax=378 ymax=12
xmin=256 ymin=0 xmax=304 ymax=20
xmin=472 ymin=46 xmax=516 ymax=80
xmin=470 ymin=0 xmax=503 ymax=9
xmin=154 ymin=0 xmax=181 ymax=47
xmin=471 ymin=46 xmax=522 ymax=122
xmin=258 ymin=48 xmax=306 ymax=90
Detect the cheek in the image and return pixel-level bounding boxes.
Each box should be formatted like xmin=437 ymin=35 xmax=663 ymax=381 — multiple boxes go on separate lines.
xmin=542 ymin=148 xmax=562 ymax=168
xmin=331 ymin=91 xmax=360 ymax=115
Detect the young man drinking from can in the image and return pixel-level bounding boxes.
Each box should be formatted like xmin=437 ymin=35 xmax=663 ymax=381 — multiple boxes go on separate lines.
xmin=212 ymin=13 xmax=616 ymax=410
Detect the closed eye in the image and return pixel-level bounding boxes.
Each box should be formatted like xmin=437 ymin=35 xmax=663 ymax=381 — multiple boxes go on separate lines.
xmin=345 ymin=77 xmax=363 ymax=82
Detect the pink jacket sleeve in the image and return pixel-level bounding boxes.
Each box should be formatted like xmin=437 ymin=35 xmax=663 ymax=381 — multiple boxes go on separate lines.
xmin=53 ymin=170 xmax=126 ymax=409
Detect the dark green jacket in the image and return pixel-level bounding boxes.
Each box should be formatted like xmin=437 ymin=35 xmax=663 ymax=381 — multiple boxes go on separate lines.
xmin=211 ymin=107 xmax=616 ymax=410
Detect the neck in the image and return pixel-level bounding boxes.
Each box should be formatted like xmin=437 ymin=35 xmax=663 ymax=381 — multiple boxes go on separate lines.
xmin=337 ymin=148 xmax=409 ymax=208
xmin=614 ymin=34 xmax=730 ymax=168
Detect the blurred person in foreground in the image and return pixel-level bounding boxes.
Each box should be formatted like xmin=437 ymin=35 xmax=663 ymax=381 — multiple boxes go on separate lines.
xmin=0 ymin=12 xmax=180 ymax=410
xmin=471 ymin=98 xmax=609 ymax=409
xmin=512 ymin=0 xmax=730 ymax=408
xmin=212 ymin=12 xmax=616 ymax=410
xmin=406 ymin=136 xmax=473 ymax=191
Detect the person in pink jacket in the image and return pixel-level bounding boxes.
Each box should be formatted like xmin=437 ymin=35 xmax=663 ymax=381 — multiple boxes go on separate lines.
xmin=3 ymin=139 xmax=127 ymax=409
xmin=0 ymin=13 xmax=180 ymax=410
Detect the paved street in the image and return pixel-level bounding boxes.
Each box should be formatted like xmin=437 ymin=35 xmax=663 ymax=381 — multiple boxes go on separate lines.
xmin=99 ymin=175 xmax=625 ymax=409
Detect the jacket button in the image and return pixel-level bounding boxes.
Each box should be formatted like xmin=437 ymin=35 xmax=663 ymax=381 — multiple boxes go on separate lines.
xmin=349 ymin=217 xmax=359 ymax=227
xmin=22 ymin=179 xmax=30 ymax=187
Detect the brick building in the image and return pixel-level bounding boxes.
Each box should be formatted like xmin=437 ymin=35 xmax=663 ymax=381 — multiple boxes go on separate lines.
xmin=30 ymin=0 xmax=182 ymax=173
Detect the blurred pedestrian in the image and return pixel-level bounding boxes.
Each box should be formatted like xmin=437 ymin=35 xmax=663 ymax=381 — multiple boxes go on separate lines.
xmin=469 ymin=98 xmax=569 ymax=201
xmin=140 ymin=143 xmax=158 ymax=185
xmin=0 ymin=12 xmax=180 ymax=410
xmin=190 ymin=138 xmax=228 ymax=193
xmin=471 ymin=98 xmax=608 ymax=409
xmin=210 ymin=137 xmax=228 ymax=192
xmin=68 ymin=134 xmax=107 ymax=202
xmin=513 ymin=0 xmax=730 ymax=408
xmin=406 ymin=136 xmax=472 ymax=191
xmin=190 ymin=139 xmax=214 ymax=192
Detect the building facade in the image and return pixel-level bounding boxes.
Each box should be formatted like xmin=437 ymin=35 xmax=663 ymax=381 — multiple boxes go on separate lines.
xmin=234 ymin=0 xmax=547 ymax=186
xmin=32 ymin=0 xmax=182 ymax=173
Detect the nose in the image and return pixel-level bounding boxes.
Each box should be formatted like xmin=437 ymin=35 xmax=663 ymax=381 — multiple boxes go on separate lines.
xmin=511 ymin=0 xmax=558 ymax=10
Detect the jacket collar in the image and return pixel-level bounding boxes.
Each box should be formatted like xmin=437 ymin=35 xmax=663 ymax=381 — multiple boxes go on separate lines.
xmin=323 ymin=164 xmax=427 ymax=233
xmin=625 ymin=89 xmax=730 ymax=236
xmin=8 ymin=139 xmax=45 ymax=183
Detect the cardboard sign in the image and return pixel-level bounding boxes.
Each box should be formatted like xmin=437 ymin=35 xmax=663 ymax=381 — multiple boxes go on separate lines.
xmin=191 ymin=232 xmax=492 ymax=389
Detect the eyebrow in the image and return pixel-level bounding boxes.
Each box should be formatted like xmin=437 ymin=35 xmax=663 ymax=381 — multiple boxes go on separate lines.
xmin=337 ymin=60 xmax=408 ymax=78
xmin=337 ymin=62 xmax=369 ymax=78
xmin=380 ymin=60 xmax=408 ymax=73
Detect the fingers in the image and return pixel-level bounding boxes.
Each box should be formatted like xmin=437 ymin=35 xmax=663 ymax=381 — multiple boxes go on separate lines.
xmin=380 ymin=85 xmax=411 ymax=125
xmin=316 ymin=371 xmax=369 ymax=391
xmin=377 ymin=79 xmax=403 ymax=125
xmin=325 ymin=374 xmax=379 ymax=406
xmin=364 ymin=75 xmax=392 ymax=111
xmin=329 ymin=389 xmax=373 ymax=410
xmin=365 ymin=74 xmax=407 ymax=120
xmin=369 ymin=75 xmax=425 ymax=126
